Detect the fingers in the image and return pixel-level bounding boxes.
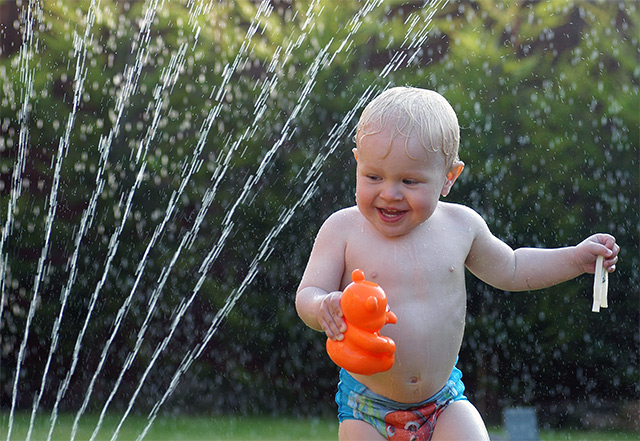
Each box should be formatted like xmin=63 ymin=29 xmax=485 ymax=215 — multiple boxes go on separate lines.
xmin=607 ymin=241 xmax=620 ymax=272
xmin=320 ymin=292 xmax=347 ymax=341
xmin=588 ymin=233 xmax=620 ymax=273
xmin=597 ymin=234 xmax=620 ymax=272
xmin=605 ymin=253 xmax=618 ymax=272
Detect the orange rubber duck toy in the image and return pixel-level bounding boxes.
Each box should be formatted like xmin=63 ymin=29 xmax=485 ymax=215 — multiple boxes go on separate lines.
xmin=326 ymin=269 xmax=398 ymax=375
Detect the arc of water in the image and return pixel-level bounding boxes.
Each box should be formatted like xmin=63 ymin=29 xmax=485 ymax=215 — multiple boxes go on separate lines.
xmin=0 ymin=0 xmax=35 ymax=307
xmin=94 ymin=2 xmax=342 ymax=437
xmin=402 ymin=0 xmax=447 ymax=51
xmin=46 ymin=1 xmax=167 ymax=438
xmin=115 ymin=1 xmax=445 ymax=437
xmin=55 ymin=3 xmax=322 ymax=436
xmin=70 ymin=36 xmax=192 ymax=441
xmin=3 ymin=0 xmax=446 ymax=438
xmin=0 ymin=0 xmax=33 ymax=322
xmin=137 ymin=86 xmax=376 ymax=440
xmin=66 ymin=163 xmax=147 ymax=441
xmin=0 ymin=2 xmax=40 ymax=437
xmin=85 ymin=42 xmax=196 ymax=441
xmin=22 ymin=3 xmax=101 ymax=440
xmin=130 ymin=45 xmax=330 ymax=441
xmin=136 ymin=83 xmax=372 ymax=438
xmin=106 ymin=140 xmax=236 ymax=441
xmin=132 ymin=1 xmax=450 ymax=435
xmin=128 ymin=14 xmax=402 ymax=441
xmin=4 ymin=0 xmax=103 ymax=438
xmin=79 ymin=1 xmax=281 ymax=439
xmin=0 ymin=1 xmax=42 ymax=441
xmin=12 ymin=43 xmax=74 ymax=441
xmin=185 ymin=87 xmax=377 ymax=361
xmin=136 ymin=173 xmax=321 ymax=441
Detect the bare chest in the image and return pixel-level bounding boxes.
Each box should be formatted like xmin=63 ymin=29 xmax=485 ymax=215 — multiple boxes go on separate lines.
xmin=343 ymin=223 xmax=469 ymax=297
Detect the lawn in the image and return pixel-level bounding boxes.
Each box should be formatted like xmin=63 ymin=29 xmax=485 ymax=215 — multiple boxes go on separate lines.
xmin=487 ymin=427 xmax=638 ymax=441
xmin=2 ymin=413 xmax=337 ymax=441
xmin=1 ymin=413 xmax=638 ymax=440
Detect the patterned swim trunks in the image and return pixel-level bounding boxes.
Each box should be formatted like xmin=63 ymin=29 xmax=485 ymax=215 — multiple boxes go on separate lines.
xmin=335 ymin=366 xmax=467 ymax=440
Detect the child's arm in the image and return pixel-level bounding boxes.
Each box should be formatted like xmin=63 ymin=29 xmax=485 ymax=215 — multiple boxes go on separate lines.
xmin=464 ymin=208 xmax=619 ymax=292
xmin=296 ymin=287 xmax=345 ymax=340
xmin=296 ymin=210 xmax=351 ymax=340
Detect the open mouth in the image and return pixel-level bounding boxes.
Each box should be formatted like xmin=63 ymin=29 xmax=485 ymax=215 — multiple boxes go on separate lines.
xmin=377 ymin=208 xmax=407 ymax=222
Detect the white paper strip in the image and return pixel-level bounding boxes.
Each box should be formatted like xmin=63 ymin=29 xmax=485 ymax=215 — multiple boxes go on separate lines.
xmin=592 ymin=255 xmax=608 ymax=312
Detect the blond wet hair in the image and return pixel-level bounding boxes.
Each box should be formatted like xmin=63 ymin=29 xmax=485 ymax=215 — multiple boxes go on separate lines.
xmin=355 ymin=87 xmax=460 ymax=167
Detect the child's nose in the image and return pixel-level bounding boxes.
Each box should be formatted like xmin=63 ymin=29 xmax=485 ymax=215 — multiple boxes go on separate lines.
xmin=380 ymin=183 xmax=402 ymax=201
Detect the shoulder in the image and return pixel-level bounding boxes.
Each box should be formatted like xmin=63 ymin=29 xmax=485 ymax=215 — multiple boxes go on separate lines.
xmin=436 ymin=202 xmax=488 ymax=229
xmin=314 ymin=206 xmax=362 ymax=242
xmin=321 ymin=206 xmax=362 ymax=230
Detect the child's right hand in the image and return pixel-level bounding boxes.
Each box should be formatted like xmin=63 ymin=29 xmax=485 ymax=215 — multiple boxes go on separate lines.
xmin=319 ymin=291 xmax=347 ymax=341
xmin=574 ymin=233 xmax=619 ymax=274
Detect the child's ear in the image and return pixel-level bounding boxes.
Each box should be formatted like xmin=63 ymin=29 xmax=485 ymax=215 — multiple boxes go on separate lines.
xmin=352 ymin=148 xmax=358 ymax=162
xmin=441 ymin=161 xmax=464 ymax=197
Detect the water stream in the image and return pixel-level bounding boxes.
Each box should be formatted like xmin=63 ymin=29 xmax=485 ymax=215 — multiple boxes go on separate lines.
xmin=1 ymin=1 xmax=448 ymax=440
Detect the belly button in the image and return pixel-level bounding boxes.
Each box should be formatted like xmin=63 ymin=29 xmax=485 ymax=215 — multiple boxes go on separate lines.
xmin=449 ymin=266 xmax=455 ymax=273
xmin=409 ymin=376 xmax=419 ymax=384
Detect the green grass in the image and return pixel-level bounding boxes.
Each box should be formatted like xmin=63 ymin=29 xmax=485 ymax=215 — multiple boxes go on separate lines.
xmin=487 ymin=426 xmax=639 ymax=441
xmin=2 ymin=413 xmax=637 ymax=440
xmin=0 ymin=413 xmax=338 ymax=440
xmin=538 ymin=433 xmax=639 ymax=441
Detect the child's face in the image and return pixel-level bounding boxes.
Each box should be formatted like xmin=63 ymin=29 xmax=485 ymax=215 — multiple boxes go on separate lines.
xmin=354 ymin=125 xmax=452 ymax=238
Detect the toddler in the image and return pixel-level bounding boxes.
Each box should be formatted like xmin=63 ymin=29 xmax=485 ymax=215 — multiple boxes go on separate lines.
xmin=295 ymin=87 xmax=619 ymax=440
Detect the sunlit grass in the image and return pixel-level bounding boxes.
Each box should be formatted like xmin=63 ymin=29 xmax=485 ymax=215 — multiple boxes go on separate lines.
xmin=2 ymin=413 xmax=637 ymax=440
xmin=488 ymin=426 xmax=639 ymax=441
xmin=537 ymin=432 xmax=639 ymax=441
xmin=0 ymin=412 xmax=339 ymax=440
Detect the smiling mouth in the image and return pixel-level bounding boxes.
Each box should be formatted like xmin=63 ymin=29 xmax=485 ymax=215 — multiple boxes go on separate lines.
xmin=377 ymin=208 xmax=407 ymax=222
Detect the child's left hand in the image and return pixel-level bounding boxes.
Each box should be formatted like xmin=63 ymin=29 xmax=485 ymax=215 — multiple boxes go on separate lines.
xmin=574 ymin=233 xmax=619 ymax=274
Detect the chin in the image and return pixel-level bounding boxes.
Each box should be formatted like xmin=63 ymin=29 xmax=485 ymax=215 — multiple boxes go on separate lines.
xmin=374 ymin=222 xmax=414 ymax=238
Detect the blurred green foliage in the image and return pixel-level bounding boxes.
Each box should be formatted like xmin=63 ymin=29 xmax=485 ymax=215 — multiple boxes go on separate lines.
xmin=0 ymin=0 xmax=637 ymax=429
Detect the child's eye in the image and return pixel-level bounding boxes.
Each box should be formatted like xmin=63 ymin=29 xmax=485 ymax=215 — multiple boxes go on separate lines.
xmin=367 ymin=175 xmax=381 ymax=181
xmin=402 ymin=179 xmax=419 ymax=185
